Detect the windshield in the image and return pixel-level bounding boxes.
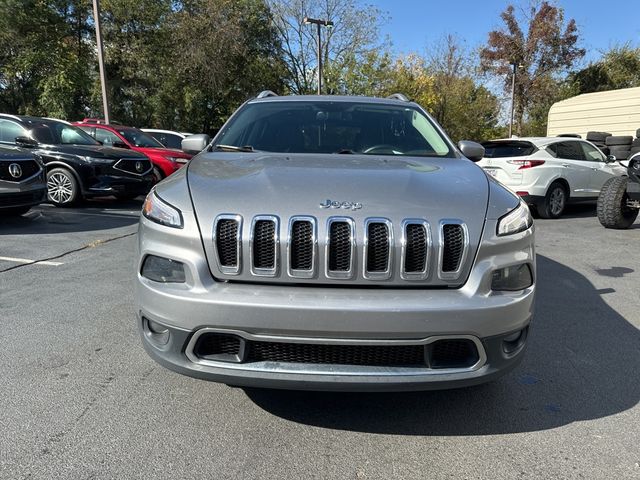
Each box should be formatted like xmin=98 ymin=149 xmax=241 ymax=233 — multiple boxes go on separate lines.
xmin=214 ymin=100 xmax=454 ymax=157
xmin=118 ymin=128 xmax=165 ymax=148
xmin=29 ymin=121 xmax=99 ymax=146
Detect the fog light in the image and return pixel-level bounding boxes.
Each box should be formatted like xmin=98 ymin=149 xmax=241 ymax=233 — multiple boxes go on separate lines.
xmin=141 ymin=255 xmax=186 ymax=283
xmin=492 ymin=263 xmax=533 ymax=291
xmin=503 ymin=326 xmax=528 ymax=354
xmin=143 ymin=317 xmax=170 ymax=346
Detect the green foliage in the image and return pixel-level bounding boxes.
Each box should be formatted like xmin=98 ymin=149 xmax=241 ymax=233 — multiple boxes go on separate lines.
xmin=570 ymin=45 xmax=640 ymax=94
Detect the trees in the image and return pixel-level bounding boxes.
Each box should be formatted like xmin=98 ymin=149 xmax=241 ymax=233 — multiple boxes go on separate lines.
xmin=570 ymin=45 xmax=640 ymax=94
xmin=480 ymin=1 xmax=584 ymax=136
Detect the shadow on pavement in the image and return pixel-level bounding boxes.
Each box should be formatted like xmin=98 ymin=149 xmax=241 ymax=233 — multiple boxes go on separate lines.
xmin=245 ymin=255 xmax=640 ymax=435
xmin=0 ymin=197 xmax=142 ymax=235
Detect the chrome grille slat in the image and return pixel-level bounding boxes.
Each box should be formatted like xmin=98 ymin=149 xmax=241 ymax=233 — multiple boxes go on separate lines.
xmin=438 ymin=220 xmax=468 ymax=280
xmin=214 ymin=214 xmax=242 ymax=274
xmin=401 ymin=219 xmax=430 ymax=280
xmin=250 ymin=215 xmax=279 ymax=276
xmin=288 ymin=217 xmax=317 ymax=278
xmin=363 ymin=218 xmax=392 ymax=280
xmin=326 ymin=217 xmax=355 ymax=279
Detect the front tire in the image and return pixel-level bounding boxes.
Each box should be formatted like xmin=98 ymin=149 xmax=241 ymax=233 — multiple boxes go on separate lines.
xmin=47 ymin=167 xmax=80 ymax=207
xmin=538 ymin=182 xmax=567 ymax=219
xmin=597 ymin=176 xmax=639 ymax=229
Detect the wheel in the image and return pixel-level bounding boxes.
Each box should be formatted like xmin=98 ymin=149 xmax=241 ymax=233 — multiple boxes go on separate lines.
xmin=537 ymin=182 xmax=567 ymax=219
xmin=47 ymin=167 xmax=80 ymax=206
xmin=152 ymin=166 xmax=164 ymax=184
xmin=1 ymin=206 xmax=31 ymax=216
xmin=597 ymin=176 xmax=639 ymax=229
xmin=605 ymin=135 xmax=633 ymax=146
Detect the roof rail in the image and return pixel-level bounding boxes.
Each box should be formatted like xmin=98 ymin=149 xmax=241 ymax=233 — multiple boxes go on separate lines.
xmin=43 ymin=117 xmax=71 ymax=125
xmin=387 ymin=93 xmax=410 ymax=102
xmin=0 ymin=113 xmax=22 ymax=121
xmin=256 ymin=90 xmax=278 ymax=99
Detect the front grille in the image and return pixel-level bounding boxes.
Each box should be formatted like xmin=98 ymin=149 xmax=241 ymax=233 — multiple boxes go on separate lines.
xmin=215 ymin=217 xmax=240 ymax=269
xmin=0 ymin=190 xmax=45 ymax=207
xmin=0 ymin=160 xmax=41 ymax=181
xmin=246 ymin=341 xmax=426 ymax=367
xmin=328 ymin=221 xmax=352 ymax=272
xmin=252 ymin=219 xmax=276 ymax=270
xmin=193 ymin=333 xmax=242 ymax=362
xmin=428 ymin=339 xmax=479 ymax=369
xmin=114 ymin=158 xmax=152 ymax=175
xmin=404 ymin=223 xmax=427 ymax=273
xmin=290 ymin=220 xmax=314 ymax=271
xmin=366 ymin=222 xmax=390 ymax=273
xmin=442 ymin=224 xmax=464 ymax=272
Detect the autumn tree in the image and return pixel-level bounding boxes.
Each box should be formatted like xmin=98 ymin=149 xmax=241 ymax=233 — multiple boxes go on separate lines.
xmin=480 ymin=1 xmax=584 ymax=136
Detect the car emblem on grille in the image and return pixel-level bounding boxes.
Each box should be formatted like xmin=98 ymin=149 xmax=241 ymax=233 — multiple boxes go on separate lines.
xmin=8 ymin=163 xmax=22 ymax=179
xmin=319 ymin=199 xmax=363 ymax=210
xmin=135 ymin=161 xmax=144 ymax=172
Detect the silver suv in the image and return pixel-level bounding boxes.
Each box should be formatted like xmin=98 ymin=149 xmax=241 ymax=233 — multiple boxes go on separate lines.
xmin=136 ymin=93 xmax=535 ymax=391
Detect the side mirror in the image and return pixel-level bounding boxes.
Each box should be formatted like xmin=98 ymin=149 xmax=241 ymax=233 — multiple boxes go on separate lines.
xmin=606 ymin=154 xmax=617 ymax=163
xmin=15 ymin=136 xmax=38 ymax=148
xmin=113 ymin=141 xmax=129 ymax=149
xmin=458 ymin=140 xmax=485 ymax=162
xmin=182 ymin=134 xmax=210 ymax=155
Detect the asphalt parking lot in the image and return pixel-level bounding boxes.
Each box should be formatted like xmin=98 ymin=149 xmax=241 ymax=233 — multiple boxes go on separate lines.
xmin=1 ymin=200 xmax=639 ymax=479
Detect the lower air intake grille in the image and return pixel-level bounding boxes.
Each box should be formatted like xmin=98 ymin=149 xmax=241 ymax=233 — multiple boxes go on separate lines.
xmin=328 ymin=221 xmax=352 ymax=271
xmin=216 ymin=219 xmax=239 ymax=267
xmin=366 ymin=222 xmax=390 ymax=272
xmin=290 ymin=220 xmax=313 ymax=270
xmin=404 ymin=224 xmax=427 ymax=273
xmin=246 ymin=341 xmax=426 ymax=367
xmin=193 ymin=333 xmax=242 ymax=361
xmin=253 ymin=220 xmax=276 ymax=269
xmin=429 ymin=339 xmax=479 ymax=369
xmin=442 ymin=224 xmax=464 ymax=272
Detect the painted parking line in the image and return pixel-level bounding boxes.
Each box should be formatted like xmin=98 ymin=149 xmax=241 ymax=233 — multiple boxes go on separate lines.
xmin=0 ymin=256 xmax=63 ymax=267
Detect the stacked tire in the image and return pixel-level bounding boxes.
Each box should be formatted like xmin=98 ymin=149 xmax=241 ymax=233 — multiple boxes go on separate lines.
xmin=586 ymin=131 xmax=611 ymax=156
xmin=630 ymin=129 xmax=640 ymax=158
xmin=605 ymin=135 xmax=633 ymax=160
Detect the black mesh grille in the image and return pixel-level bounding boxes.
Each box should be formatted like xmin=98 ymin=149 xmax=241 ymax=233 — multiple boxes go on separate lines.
xmin=0 ymin=190 xmax=45 ymax=206
xmin=290 ymin=220 xmax=313 ymax=270
xmin=328 ymin=222 xmax=352 ymax=271
xmin=247 ymin=341 xmax=426 ymax=367
xmin=0 ymin=160 xmax=41 ymax=181
xmin=216 ymin=219 xmax=239 ymax=267
xmin=442 ymin=224 xmax=464 ymax=272
xmin=253 ymin=220 xmax=276 ymax=269
xmin=404 ymin=224 xmax=427 ymax=273
xmin=429 ymin=339 xmax=479 ymax=369
xmin=193 ymin=334 xmax=241 ymax=360
xmin=366 ymin=223 xmax=389 ymax=272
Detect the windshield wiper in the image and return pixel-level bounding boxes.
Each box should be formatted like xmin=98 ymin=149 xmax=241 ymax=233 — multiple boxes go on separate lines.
xmin=213 ymin=144 xmax=256 ymax=153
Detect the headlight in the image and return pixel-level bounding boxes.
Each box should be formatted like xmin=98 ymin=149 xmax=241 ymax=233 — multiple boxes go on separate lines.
xmin=166 ymin=156 xmax=187 ymax=164
xmin=142 ymin=191 xmax=183 ymax=228
xmin=497 ymin=200 xmax=533 ymax=236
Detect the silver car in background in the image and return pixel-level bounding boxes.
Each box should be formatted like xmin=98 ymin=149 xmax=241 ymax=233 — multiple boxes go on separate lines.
xmin=136 ymin=93 xmax=535 ymax=391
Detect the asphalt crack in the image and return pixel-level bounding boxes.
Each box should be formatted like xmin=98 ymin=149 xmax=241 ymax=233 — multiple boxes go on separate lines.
xmin=0 ymin=231 xmax=136 ymax=274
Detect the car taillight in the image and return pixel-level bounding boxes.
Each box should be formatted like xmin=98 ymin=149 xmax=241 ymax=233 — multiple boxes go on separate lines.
xmin=507 ymin=159 xmax=545 ymax=169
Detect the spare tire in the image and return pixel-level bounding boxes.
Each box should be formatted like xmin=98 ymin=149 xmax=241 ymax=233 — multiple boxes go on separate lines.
xmin=597 ymin=176 xmax=639 ymax=229
xmin=636 ymin=128 xmax=640 ymax=139
xmin=605 ymin=135 xmax=633 ymax=146
xmin=587 ymin=131 xmax=612 ymax=143
xmin=632 ymin=138 xmax=640 ymax=147
xmin=629 ymin=146 xmax=640 ymax=156
xmin=609 ymin=146 xmax=631 ymax=159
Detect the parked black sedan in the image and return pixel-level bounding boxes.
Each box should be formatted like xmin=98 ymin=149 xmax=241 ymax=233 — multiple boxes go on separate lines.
xmin=0 ymin=115 xmax=153 ymax=206
xmin=0 ymin=145 xmax=47 ymax=216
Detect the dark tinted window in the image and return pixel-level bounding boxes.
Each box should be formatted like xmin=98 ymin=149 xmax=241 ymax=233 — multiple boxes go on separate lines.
xmin=28 ymin=121 xmax=99 ymax=145
xmin=95 ymin=128 xmax=122 ymax=146
xmin=548 ymin=141 xmax=585 ymax=160
xmin=0 ymin=119 xmax=26 ymax=143
xmin=481 ymin=141 xmax=536 ymax=158
xmin=161 ymin=134 xmax=183 ymax=150
xmin=117 ymin=128 xmax=163 ymax=148
xmin=215 ymin=101 xmax=453 ymax=157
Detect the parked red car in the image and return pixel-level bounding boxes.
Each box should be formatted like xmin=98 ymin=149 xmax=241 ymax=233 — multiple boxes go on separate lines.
xmin=73 ymin=119 xmax=192 ymax=182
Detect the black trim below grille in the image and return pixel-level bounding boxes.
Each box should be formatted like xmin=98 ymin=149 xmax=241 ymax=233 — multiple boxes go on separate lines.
xmin=290 ymin=220 xmax=313 ymax=270
xmin=404 ymin=224 xmax=427 ymax=273
xmin=442 ymin=224 xmax=464 ymax=272
xmin=253 ymin=220 xmax=276 ymax=269
xmin=216 ymin=219 xmax=239 ymax=267
xmin=366 ymin=222 xmax=389 ymax=272
xmin=328 ymin=221 xmax=352 ymax=271
xmin=0 ymin=190 xmax=46 ymax=207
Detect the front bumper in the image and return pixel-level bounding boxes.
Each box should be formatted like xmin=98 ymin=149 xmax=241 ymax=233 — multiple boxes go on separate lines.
xmin=0 ymin=172 xmax=47 ymax=210
xmin=84 ymin=173 xmax=153 ymax=197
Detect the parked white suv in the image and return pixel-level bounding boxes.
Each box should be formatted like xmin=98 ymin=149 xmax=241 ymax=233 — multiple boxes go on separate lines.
xmin=477 ymin=137 xmax=623 ymax=218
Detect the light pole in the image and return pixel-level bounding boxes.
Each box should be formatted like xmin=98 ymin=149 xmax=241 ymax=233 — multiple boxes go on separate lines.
xmin=508 ymin=62 xmax=522 ymax=138
xmin=92 ymin=0 xmax=110 ymax=124
xmin=303 ymin=17 xmax=333 ymax=95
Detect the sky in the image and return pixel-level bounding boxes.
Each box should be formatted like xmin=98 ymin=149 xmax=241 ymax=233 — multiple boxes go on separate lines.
xmin=372 ymin=0 xmax=640 ymax=65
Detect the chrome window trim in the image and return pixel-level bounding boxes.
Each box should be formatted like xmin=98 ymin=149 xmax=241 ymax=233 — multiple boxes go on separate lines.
xmin=362 ymin=217 xmax=393 ymax=280
xmin=400 ymin=219 xmax=431 ymax=281
xmin=325 ymin=216 xmax=356 ymax=279
xmin=250 ymin=215 xmax=280 ymax=277
xmin=185 ymin=327 xmax=487 ymax=376
xmin=287 ymin=216 xmax=317 ymax=279
xmin=437 ymin=219 xmax=469 ymax=281
xmin=212 ymin=214 xmax=243 ymax=275
xmin=113 ymin=158 xmax=153 ymax=176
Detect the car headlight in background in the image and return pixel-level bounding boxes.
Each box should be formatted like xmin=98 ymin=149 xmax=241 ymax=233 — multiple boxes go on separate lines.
xmin=492 ymin=263 xmax=533 ymax=291
xmin=166 ymin=156 xmax=188 ymax=165
xmin=497 ymin=200 xmax=533 ymax=236
xmin=142 ymin=191 xmax=183 ymax=228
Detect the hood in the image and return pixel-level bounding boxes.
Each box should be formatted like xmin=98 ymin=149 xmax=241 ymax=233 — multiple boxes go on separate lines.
xmin=188 ymin=152 xmax=489 ymax=221
xmin=35 ymin=144 xmax=147 ymax=160
xmin=134 ymin=146 xmax=191 ymax=159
